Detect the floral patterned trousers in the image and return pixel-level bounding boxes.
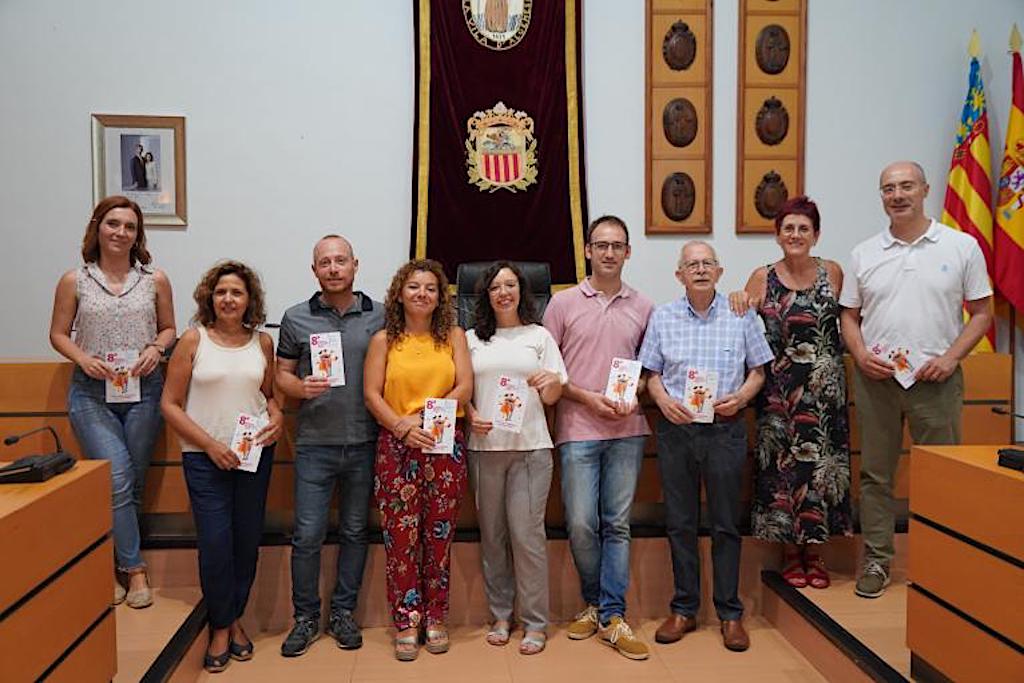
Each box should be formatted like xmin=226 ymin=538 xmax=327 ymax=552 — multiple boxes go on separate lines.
xmin=374 ymin=427 xmax=467 ymax=631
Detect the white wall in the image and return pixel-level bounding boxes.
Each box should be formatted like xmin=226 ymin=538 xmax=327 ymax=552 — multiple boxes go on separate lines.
xmin=1 ymin=1 xmax=1020 ymax=359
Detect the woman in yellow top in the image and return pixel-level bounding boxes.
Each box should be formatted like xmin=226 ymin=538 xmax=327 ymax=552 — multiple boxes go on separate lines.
xmin=364 ymin=259 xmax=473 ymax=661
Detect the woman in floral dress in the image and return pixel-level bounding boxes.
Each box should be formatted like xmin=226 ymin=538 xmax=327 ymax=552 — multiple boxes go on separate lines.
xmin=363 ymin=259 xmax=473 ymax=660
xmin=731 ymin=196 xmax=852 ymax=588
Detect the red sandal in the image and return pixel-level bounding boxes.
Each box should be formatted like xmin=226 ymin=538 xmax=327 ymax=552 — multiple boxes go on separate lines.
xmin=804 ymin=553 xmax=830 ymax=589
xmin=782 ymin=550 xmax=807 ymax=588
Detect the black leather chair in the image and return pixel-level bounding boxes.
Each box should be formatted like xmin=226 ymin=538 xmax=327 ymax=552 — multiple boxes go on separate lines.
xmin=455 ymin=261 xmax=552 ymax=329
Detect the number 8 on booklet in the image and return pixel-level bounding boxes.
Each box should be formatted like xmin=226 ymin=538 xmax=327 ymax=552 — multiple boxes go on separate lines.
xmin=310 ymin=332 xmax=345 ymax=387
xmin=684 ymin=367 xmax=718 ymax=424
xmin=604 ymin=358 xmax=642 ymax=404
xmin=422 ymin=398 xmax=457 ymax=454
xmin=231 ymin=413 xmax=267 ymax=473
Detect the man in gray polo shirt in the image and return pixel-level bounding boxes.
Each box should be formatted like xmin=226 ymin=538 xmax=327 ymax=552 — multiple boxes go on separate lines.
xmin=277 ymin=235 xmax=385 ymax=656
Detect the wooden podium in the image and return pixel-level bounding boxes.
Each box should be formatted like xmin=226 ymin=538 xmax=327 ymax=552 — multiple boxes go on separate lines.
xmin=0 ymin=460 xmax=116 ymax=682
xmin=907 ymin=445 xmax=1024 ymax=682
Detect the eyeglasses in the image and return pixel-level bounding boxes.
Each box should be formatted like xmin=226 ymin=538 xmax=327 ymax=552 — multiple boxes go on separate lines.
xmin=589 ymin=241 xmax=628 ymax=253
xmin=779 ymin=224 xmax=814 ymax=236
xmin=681 ymin=259 xmax=719 ymax=273
xmin=879 ymin=181 xmax=920 ymax=197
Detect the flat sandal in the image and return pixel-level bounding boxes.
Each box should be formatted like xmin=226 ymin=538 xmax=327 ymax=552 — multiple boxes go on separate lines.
xmin=424 ymin=625 xmax=450 ymax=654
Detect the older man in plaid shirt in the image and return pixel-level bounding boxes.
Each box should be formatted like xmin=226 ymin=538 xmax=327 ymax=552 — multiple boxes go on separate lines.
xmin=639 ymin=240 xmax=772 ymax=653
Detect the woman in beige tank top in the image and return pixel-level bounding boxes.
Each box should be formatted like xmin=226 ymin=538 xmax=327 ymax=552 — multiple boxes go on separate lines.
xmin=161 ymin=261 xmax=283 ymax=673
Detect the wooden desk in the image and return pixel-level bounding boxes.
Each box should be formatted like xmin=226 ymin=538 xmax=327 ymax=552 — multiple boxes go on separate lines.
xmin=0 ymin=460 xmax=116 ymax=682
xmin=907 ymin=445 xmax=1024 ymax=683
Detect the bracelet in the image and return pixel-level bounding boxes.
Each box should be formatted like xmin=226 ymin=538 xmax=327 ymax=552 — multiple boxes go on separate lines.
xmin=144 ymin=342 xmax=166 ymax=354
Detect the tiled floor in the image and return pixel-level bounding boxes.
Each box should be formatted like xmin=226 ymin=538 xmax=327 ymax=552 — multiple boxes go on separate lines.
xmin=114 ymin=586 xmax=203 ymax=682
xmin=191 ymin=617 xmax=827 ymax=682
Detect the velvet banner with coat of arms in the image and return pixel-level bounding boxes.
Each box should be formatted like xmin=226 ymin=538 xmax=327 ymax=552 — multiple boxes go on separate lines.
xmin=411 ymin=0 xmax=588 ymax=286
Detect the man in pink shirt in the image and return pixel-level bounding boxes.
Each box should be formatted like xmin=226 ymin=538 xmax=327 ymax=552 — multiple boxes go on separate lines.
xmin=543 ymin=215 xmax=654 ymax=660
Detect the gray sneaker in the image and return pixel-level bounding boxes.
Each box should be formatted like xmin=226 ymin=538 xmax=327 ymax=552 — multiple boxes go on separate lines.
xmin=328 ymin=610 xmax=363 ymax=649
xmin=855 ymin=561 xmax=890 ymax=598
xmin=281 ymin=617 xmax=320 ymax=657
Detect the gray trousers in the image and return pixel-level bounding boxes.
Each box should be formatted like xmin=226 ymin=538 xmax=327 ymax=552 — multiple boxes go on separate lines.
xmin=469 ymin=449 xmax=553 ymax=633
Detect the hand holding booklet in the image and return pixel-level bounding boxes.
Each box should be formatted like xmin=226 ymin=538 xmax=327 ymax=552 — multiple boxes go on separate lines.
xmin=604 ymin=357 xmax=642 ymax=405
xmin=870 ymin=342 xmax=923 ymax=389
xmin=310 ymin=332 xmax=345 ymax=387
xmin=422 ymin=398 xmax=457 ymax=454
xmin=231 ymin=413 xmax=268 ymax=473
xmin=491 ymin=375 xmax=526 ymax=433
xmin=105 ymin=349 xmax=140 ymax=403
xmin=683 ymin=367 xmax=718 ymax=424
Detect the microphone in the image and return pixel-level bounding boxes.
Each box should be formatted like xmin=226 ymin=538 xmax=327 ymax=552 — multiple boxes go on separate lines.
xmin=991 ymin=406 xmax=1024 ymax=420
xmin=3 ymin=426 xmax=64 ymax=453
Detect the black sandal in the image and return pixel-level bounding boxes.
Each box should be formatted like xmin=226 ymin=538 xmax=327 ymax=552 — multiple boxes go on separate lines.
xmin=229 ymin=639 xmax=254 ymax=661
xmin=203 ymin=650 xmax=231 ymax=673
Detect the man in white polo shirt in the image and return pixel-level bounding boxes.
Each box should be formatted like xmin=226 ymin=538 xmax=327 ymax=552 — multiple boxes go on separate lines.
xmin=839 ymin=160 xmax=993 ymax=598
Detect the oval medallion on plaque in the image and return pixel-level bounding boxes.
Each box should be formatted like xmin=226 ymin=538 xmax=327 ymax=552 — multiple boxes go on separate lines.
xmin=662 ymin=21 xmax=696 ymax=71
xmin=755 ymin=96 xmax=789 ymax=145
xmin=661 ymin=172 xmax=696 ymax=221
xmin=662 ymin=98 xmax=698 ymax=148
xmin=754 ymin=171 xmax=789 ymax=219
xmin=755 ymin=24 xmax=790 ymax=75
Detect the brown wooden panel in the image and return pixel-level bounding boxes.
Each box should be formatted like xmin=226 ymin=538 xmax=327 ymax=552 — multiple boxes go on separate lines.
xmin=742 ymin=86 xmax=801 ymax=158
xmin=650 ymin=86 xmax=709 ymax=160
xmin=961 ymin=352 xmax=1014 ymax=399
xmin=910 ymin=445 xmax=1024 ymax=562
xmin=45 ymin=609 xmax=117 ymax=683
xmin=747 ymin=0 xmax=801 ymax=11
xmin=909 ymin=519 xmax=1024 ymax=645
xmin=0 ymin=460 xmax=110 ymax=614
xmin=743 ymin=13 xmax=804 ymax=87
xmin=651 ymin=0 xmax=707 ymax=11
xmin=739 ymin=158 xmax=799 ymax=232
xmin=650 ymin=13 xmax=710 ymax=86
xmin=649 ymin=158 xmax=709 ymax=232
xmin=907 ymin=588 xmax=1024 ymax=682
xmin=0 ymin=362 xmax=74 ymax=413
xmin=0 ymin=538 xmax=113 ymax=683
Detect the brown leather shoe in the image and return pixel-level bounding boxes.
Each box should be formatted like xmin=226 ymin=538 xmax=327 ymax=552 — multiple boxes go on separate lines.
xmin=654 ymin=613 xmax=697 ymax=644
xmin=720 ymin=619 xmax=749 ymax=652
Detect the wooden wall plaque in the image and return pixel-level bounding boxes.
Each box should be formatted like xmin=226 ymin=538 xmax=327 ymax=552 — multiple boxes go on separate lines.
xmin=646 ymin=0 xmax=713 ymax=234
xmin=736 ymin=0 xmax=806 ymax=233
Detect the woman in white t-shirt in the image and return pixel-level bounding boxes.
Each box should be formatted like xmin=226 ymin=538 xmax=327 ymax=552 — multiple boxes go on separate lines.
xmin=465 ymin=261 xmax=567 ymax=655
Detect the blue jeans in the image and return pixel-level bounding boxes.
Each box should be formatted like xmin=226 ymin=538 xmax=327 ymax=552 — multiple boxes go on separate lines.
xmin=559 ymin=436 xmax=645 ymax=624
xmin=183 ymin=448 xmax=274 ymax=629
xmin=656 ymin=419 xmax=746 ymax=620
xmin=291 ymin=442 xmax=375 ymax=621
xmin=67 ymin=368 xmax=163 ymax=571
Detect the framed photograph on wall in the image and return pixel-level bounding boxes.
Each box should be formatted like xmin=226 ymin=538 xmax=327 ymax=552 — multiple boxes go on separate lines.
xmin=91 ymin=114 xmax=187 ymax=226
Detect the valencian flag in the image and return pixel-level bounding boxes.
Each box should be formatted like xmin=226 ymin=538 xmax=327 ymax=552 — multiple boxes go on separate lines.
xmin=996 ymin=25 xmax=1024 ymax=314
xmin=941 ymin=31 xmax=995 ymax=351
xmin=411 ymin=0 xmax=588 ymax=286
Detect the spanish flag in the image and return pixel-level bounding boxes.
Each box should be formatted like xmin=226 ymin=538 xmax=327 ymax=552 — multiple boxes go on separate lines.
xmin=941 ymin=31 xmax=995 ymax=352
xmin=995 ymin=25 xmax=1024 ymax=314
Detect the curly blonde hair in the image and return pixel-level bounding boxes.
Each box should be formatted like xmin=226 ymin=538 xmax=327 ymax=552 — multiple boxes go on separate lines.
xmin=384 ymin=259 xmax=453 ymax=347
xmin=191 ymin=260 xmax=267 ymax=328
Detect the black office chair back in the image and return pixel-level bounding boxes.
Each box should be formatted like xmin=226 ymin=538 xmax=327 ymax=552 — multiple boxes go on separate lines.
xmin=455 ymin=261 xmax=552 ymax=329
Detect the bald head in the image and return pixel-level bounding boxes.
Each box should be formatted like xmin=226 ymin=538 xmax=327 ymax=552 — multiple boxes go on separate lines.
xmin=880 ymin=160 xmax=927 ymax=186
xmin=313 ymin=234 xmax=354 ymax=264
